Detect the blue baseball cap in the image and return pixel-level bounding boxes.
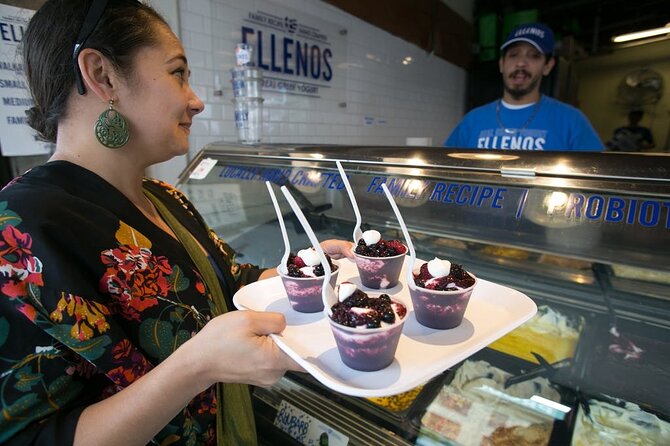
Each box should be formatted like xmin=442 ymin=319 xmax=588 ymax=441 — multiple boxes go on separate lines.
xmin=500 ymin=23 xmax=554 ymax=55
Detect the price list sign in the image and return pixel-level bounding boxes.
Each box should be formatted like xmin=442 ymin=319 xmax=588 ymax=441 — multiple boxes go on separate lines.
xmin=0 ymin=4 xmax=52 ymax=156
xmin=274 ymin=400 xmax=349 ymax=446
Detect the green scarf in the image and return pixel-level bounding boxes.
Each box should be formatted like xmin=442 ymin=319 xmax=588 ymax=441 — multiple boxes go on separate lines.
xmin=145 ymin=188 xmax=258 ymax=446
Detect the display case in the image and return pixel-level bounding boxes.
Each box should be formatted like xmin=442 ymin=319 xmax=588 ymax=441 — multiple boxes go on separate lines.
xmin=176 ymin=144 xmax=670 ymax=446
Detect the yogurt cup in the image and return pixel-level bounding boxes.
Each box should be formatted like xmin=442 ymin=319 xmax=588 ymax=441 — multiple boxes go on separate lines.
xmin=327 ymin=290 xmax=407 ymax=371
xmin=353 ymin=247 xmax=406 ymax=289
xmin=278 ymin=261 xmax=339 ymax=313
xmin=409 ymin=266 xmax=477 ymax=329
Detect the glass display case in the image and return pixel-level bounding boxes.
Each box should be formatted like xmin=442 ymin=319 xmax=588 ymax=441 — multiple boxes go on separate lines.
xmin=175 ymin=143 xmax=670 ymax=446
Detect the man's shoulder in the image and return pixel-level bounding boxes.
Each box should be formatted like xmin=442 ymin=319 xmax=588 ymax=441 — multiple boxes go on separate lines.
xmin=462 ymin=100 xmax=497 ymax=120
xmin=541 ymin=96 xmax=584 ymax=115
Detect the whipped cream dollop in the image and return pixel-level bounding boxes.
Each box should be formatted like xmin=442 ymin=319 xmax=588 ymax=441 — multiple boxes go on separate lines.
xmin=338 ymin=282 xmax=357 ymax=302
xmin=427 ymin=257 xmax=451 ymax=278
xmin=297 ymin=248 xmax=322 ymax=277
xmin=297 ymin=248 xmax=321 ymax=266
xmin=362 ymin=229 xmax=381 ymax=245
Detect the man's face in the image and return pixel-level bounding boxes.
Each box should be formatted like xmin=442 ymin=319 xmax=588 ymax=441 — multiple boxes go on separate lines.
xmin=499 ymin=42 xmax=555 ymax=100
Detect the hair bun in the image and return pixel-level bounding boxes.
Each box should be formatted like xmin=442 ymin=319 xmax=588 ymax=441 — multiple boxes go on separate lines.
xmin=25 ymin=105 xmax=45 ymax=131
xmin=25 ymin=105 xmax=56 ymax=142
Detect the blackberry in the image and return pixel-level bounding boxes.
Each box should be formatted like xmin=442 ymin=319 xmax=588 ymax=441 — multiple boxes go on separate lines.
xmin=380 ymin=308 xmax=395 ymax=324
xmin=377 ymin=294 xmax=391 ymax=304
xmin=287 ymin=264 xmax=302 ymax=277
xmin=451 ymin=263 xmax=475 ymax=288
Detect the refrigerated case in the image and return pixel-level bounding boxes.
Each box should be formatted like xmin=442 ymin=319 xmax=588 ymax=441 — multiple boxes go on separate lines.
xmin=175 ymin=143 xmax=670 ymax=445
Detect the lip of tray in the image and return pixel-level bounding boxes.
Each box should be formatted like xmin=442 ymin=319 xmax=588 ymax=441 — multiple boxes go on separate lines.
xmin=233 ymin=257 xmax=537 ymax=398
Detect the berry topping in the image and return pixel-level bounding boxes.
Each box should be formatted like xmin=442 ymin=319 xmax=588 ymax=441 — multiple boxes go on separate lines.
xmin=329 ymin=289 xmax=405 ymax=328
xmin=354 ymin=237 xmax=406 ymax=257
xmin=285 ymin=252 xmax=336 ymax=278
xmin=413 ymin=262 xmax=474 ymax=291
xmin=386 ymin=240 xmax=407 ymax=254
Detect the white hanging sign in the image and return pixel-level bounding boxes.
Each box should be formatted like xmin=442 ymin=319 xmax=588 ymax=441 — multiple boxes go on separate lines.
xmin=0 ymin=4 xmax=53 ymax=156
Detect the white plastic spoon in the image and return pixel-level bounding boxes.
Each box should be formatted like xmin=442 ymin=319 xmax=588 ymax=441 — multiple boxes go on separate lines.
xmin=266 ymin=181 xmax=291 ymax=275
xmin=336 ymin=160 xmax=364 ymax=244
xmin=381 ymin=183 xmax=418 ymax=291
xmin=280 ymin=186 xmax=338 ymax=315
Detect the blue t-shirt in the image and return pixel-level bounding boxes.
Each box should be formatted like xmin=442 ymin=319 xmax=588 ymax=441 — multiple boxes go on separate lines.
xmin=445 ymin=96 xmax=604 ymax=151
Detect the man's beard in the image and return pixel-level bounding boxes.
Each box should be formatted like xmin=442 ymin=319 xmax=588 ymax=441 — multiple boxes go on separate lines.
xmin=503 ymin=71 xmax=541 ymax=100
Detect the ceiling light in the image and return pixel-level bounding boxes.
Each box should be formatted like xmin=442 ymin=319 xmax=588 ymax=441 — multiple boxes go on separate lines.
xmin=612 ymin=23 xmax=670 ymax=43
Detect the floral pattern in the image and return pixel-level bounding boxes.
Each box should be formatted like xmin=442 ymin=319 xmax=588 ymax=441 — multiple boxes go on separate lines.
xmin=50 ymin=292 xmax=111 ymax=341
xmin=0 ymin=164 xmax=258 ymax=445
xmin=0 ymin=224 xmax=44 ymax=298
xmin=100 ymin=245 xmax=172 ymax=320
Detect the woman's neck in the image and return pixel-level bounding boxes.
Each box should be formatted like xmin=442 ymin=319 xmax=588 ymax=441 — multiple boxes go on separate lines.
xmin=50 ymin=145 xmax=148 ymax=208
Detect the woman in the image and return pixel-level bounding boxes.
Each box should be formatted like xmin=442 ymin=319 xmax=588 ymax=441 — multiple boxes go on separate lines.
xmin=0 ymin=1 xmax=352 ymax=445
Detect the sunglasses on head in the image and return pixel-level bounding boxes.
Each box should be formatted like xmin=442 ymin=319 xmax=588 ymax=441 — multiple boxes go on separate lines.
xmin=72 ymin=0 xmax=110 ymax=95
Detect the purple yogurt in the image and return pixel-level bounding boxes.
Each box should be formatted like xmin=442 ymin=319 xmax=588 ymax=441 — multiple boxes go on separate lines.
xmin=327 ymin=296 xmax=407 ymax=371
xmin=409 ymin=273 xmax=477 ymax=329
xmin=353 ymin=248 xmax=406 ymax=289
xmin=278 ymin=263 xmax=339 ymax=313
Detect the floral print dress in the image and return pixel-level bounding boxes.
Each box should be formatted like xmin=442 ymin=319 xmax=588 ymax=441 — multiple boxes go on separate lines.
xmin=0 ymin=161 xmax=262 ymax=445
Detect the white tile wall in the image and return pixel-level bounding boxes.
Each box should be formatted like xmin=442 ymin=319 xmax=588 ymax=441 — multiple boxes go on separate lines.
xmin=178 ymin=0 xmax=466 ymax=157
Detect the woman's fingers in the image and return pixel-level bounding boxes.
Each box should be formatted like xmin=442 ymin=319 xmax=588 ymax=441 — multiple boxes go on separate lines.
xmin=242 ymin=310 xmax=287 ymax=335
xmin=321 ymin=239 xmax=355 ymax=260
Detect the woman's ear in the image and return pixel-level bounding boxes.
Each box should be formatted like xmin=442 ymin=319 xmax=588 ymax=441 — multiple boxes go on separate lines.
xmin=77 ymin=48 xmax=118 ymax=101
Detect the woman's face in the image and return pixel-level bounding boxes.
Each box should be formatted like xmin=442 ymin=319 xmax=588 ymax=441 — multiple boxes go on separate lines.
xmin=116 ymin=25 xmax=204 ymax=164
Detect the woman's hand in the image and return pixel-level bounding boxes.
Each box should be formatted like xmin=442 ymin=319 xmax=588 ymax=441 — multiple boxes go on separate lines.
xmin=187 ymin=310 xmax=304 ymax=390
xmin=320 ymin=239 xmax=355 ymax=260
xmin=74 ymin=310 xmax=301 ymax=446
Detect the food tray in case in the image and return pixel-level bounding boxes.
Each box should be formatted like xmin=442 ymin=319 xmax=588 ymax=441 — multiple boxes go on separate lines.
xmin=285 ymin=369 xmax=452 ymax=442
xmin=417 ymin=348 xmax=578 ymax=446
xmin=233 ymin=257 xmax=537 ymax=397
xmin=560 ymin=314 xmax=670 ymax=419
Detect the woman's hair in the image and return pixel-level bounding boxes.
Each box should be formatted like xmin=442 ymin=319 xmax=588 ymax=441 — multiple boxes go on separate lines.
xmin=22 ymin=0 xmax=169 ymax=142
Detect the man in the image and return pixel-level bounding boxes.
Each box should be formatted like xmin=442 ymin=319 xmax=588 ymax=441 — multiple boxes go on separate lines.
xmin=445 ymin=23 xmax=604 ymax=151
xmin=607 ymin=110 xmax=655 ymax=152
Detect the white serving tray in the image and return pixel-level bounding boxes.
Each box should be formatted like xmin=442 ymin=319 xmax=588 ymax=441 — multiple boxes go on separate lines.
xmin=233 ymin=257 xmax=536 ymax=397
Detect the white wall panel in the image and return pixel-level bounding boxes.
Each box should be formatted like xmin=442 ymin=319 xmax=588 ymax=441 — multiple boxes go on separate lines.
xmin=164 ymin=0 xmax=467 ymax=181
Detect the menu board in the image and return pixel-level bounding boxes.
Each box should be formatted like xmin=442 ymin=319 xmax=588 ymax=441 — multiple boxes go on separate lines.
xmin=0 ymin=4 xmax=53 ymax=156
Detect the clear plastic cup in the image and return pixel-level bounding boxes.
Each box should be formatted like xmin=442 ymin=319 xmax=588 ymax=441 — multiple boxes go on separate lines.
xmin=278 ymin=263 xmax=340 ymax=313
xmin=352 ymin=245 xmax=407 ymax=289
xmin=232 ymin=97 xmax=263 ymax=144
xmin=230 ymin=67 xmax=262 ymax=98
xmin=234 ymin=43 xmax=253 ymax=67
xmin=327 ymin=297 xmax=407 ymax=371
xmin=408 ymin=268 xmax=477 ymax=329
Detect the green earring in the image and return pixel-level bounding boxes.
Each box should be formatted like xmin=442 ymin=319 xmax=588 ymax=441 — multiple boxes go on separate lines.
xmin=94 ymin=99 xmax=129 ymax=148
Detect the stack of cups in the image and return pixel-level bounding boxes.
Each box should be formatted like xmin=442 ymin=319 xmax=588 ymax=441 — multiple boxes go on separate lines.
xmin=231 ymin=44 xmax=263 ymax=144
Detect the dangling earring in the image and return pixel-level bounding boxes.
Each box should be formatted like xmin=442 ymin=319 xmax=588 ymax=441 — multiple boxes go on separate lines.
xmin=94 ymin=99 xmax=129 ymax=148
